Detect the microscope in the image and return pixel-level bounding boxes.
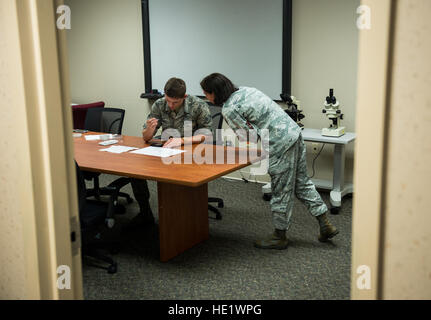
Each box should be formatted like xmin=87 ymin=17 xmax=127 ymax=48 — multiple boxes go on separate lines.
xmin=280 ymin=93 xmax=305 ymax=129
xmin=322 ymin=89 xmax=345 ymax=137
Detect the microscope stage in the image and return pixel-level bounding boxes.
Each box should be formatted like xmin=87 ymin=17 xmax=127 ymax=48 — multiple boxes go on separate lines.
xmin=322 ymin=126 xmax=346 ymax=137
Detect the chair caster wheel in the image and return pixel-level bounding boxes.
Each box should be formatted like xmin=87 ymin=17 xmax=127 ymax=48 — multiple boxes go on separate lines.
xmin=107 ymin=264 xmax=117 ymax=274
xmin=263 ymin=194 xmax=272 ymax=201
xmin=330 ymin=207 xmax=340 ymax=215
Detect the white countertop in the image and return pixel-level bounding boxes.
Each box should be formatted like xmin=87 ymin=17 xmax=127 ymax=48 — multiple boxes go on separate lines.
xmin=301 ymin=128 xmax=356 ymax=145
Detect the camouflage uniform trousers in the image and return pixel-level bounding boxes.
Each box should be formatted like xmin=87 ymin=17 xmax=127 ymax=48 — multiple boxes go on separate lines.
xmin=130 ymin=178 xmax=151 ymax=212
xmin=270 ymin=134 xmax=327 ymax=231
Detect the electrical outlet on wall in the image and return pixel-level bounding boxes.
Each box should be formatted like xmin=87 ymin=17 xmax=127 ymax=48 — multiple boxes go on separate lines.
xmin=311 ymin=142 xmax=321 ymax=154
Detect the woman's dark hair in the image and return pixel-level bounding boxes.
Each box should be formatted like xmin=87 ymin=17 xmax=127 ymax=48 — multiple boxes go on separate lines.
xmin=200 ymin=73 xmax=238 ymax=105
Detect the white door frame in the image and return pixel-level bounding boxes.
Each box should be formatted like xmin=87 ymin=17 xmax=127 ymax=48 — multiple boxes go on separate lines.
xmin=2 ymin=0 xmax=83 ymax=299
xmin=351 ymin=0 xmax=396 ymax=300
xmin=2 ymin=0 xmax=396 ymax=300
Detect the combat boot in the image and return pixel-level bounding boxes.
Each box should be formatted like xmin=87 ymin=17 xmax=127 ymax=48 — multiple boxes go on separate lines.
xmin=254 ymin=229 xmax=288 ymax=250
xmin=316 ymin=213 xmax=339 ymax=242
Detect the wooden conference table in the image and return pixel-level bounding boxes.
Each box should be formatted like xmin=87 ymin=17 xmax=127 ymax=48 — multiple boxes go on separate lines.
xmin=74 ymin=132 xmax=262 ymax=262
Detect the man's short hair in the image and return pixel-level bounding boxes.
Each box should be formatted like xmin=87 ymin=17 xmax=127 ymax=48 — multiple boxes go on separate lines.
xmin=164 ymin=78 xmax=186 ymax=98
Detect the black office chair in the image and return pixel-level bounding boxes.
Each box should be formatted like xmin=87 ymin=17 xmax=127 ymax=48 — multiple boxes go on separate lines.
xmin=76 ymin=161 xmax=118 ymax=274
xmin=83 ymin=107 xmax=133 ymax=209
xmin=208 ymin=105 xmax=224 ymax=220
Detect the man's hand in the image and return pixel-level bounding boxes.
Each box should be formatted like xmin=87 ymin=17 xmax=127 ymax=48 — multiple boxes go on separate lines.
xmin=163 ymin=137 xmax=183 ymax=148
xmin=142 ymin=118 xmax=159 ymax=141
xmin=146 ymin=118 xmax=158 ymax=131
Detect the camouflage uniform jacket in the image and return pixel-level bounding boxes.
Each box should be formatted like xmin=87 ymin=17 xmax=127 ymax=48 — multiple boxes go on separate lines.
xmin=222 ymin=87 xmax=301 ymax=175
xmin=144 ymin=95 xmax=212 ymax=137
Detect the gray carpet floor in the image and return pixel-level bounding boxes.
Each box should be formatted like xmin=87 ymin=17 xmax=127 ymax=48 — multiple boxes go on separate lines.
xmin=82 ymin=174 xmax=352 ymax=300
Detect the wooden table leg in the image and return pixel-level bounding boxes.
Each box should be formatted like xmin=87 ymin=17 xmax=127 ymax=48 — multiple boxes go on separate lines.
xmin=157 ymin=182 xmax=209 ymax=262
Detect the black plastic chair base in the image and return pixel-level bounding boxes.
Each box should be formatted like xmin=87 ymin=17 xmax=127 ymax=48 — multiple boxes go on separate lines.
xmin=208 ymin=197 xmax=224 ymax=220
xmin=114 ymin=191 xmax=133 ymax=204
xmin=86 ymin=188 xmax=133 ymax=204
xmin=106 ymin=177 xmax=134 ymax=204
xmin=208 ymin=204 xmax=222 ymax=220
xmin=83 ymin=251 xmax=117 ymax=274
xmin=85 ymin=176 xmax=134 ymax=204
xmin=208 ymin=197 xmax=224 ymax=208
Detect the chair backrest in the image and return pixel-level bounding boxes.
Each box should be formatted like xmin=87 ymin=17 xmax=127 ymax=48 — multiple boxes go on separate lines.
xmin=75 ymin=160 xmax=110 ymax=232
xmin=72 ymin=101 xmax=105 ymax=129
xmin=84 ymin=107 xmax=125 ymax=134
xmin=75 ymin=160 xmax=87 ymax=215
xmin=208 ymin=104 xmax=223 ymax=145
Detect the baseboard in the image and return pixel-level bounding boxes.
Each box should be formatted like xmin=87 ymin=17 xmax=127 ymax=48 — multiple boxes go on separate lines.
xmin=221 ymin=175 xmax=268 ymax=185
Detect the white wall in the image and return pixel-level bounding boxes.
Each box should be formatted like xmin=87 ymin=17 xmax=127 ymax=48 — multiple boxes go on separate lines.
xmin=65 ymin=0 xmax=149 ymax=136
xmin=229 ymin=0 xmax=360 ymax=183
xmin=66 ymin=0 xmax=359 ymax=184
xmin=292 ymin=0 xmax=359 ymax=183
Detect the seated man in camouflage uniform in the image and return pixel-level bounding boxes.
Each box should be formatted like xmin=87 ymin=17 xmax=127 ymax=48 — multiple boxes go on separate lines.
xmin=128 ymin=77 xmax=213 ymax=227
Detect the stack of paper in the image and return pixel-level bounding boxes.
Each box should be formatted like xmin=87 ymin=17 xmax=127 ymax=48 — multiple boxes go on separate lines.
xmin=85 ymin=134 xmax=119 ymax=141
xmin=99 ymin=146 xmax=138 ymax=154
xmin=131 ymin=146 xmax=186 ymax=158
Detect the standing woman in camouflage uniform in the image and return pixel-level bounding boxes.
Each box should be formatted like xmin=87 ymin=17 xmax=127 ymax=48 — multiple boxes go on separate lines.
xmin=200 ymin=73 xmax=339 ymax=249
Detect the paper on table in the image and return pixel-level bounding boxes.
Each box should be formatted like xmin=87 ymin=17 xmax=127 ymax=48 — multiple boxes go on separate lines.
xmin=85 ymin=134 xmax=118 ymax=141
xmin=84 ymin=135 xmax=101 ymax=141
xmin=131 ymin=146 xmax=186 ymax=158
xmin=99 ymin=145 xmax=138 ymax=154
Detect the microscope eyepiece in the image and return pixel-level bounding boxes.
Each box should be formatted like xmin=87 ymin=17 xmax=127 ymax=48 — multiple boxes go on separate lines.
xmin=280 ymin=93 xmax=292 ymax=104
xmin=326 ymin=89 xmax=337 ymax=104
